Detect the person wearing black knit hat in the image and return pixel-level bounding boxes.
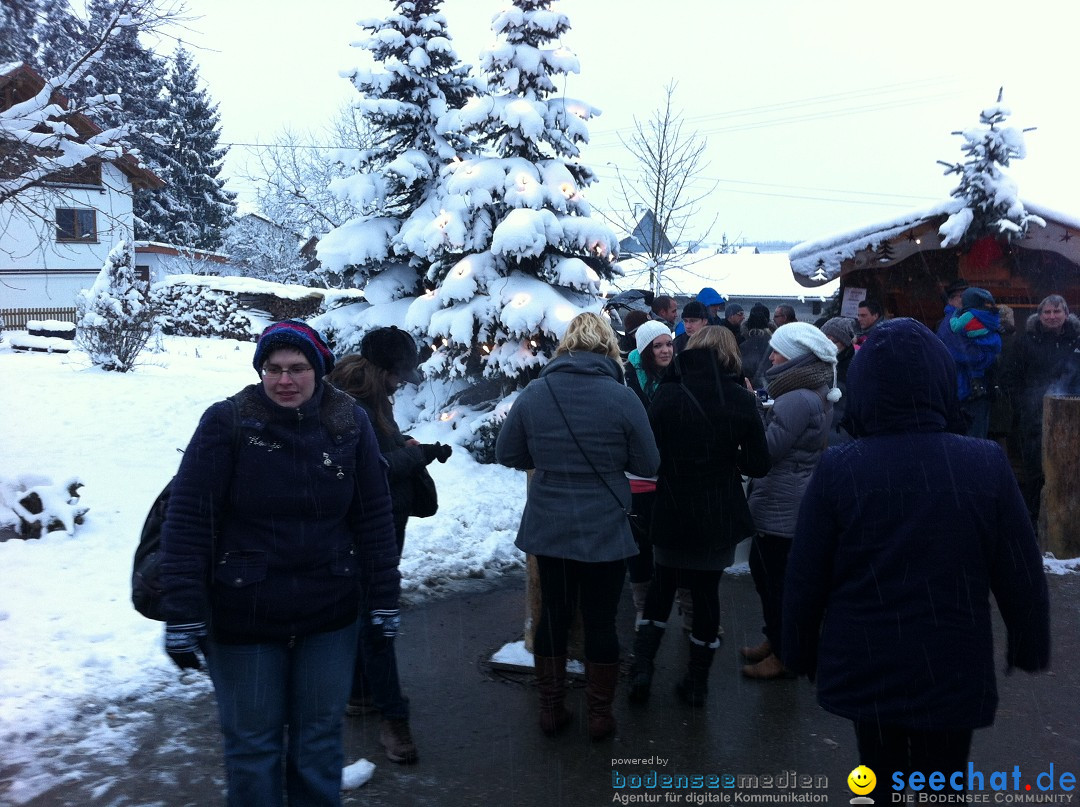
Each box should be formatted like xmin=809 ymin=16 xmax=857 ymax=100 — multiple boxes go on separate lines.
xmin=327 ymin=327 xmax=450 ymax=765
xmin=740 ymin=304 xmax=774 ymax=389
xmin=159 ymin=320 xmax=400 ymax=804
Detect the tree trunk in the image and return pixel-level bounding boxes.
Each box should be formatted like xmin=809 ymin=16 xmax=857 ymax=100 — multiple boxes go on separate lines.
xmin=1039 ymin=394 xmax=1080 ymax=559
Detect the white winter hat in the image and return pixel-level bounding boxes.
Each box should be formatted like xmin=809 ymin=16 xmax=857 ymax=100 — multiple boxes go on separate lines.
xmin=635 ymin=320 xmax=673 ymax=355
xmin=770 ymin=322 xmax=843 ymax=402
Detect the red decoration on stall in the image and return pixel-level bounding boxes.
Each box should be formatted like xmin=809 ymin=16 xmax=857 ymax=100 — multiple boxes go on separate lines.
xmin=966 ymin=235 xmax=1004 ymax=270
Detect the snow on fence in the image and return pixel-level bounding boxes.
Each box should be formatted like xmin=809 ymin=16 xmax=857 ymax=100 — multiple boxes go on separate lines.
xmin=1 ymin=307 xmax=77 ymax=331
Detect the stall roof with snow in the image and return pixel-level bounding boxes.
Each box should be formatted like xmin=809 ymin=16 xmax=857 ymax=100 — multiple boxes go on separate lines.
xmin=787 ymin=200 xmax=1080 ymax=323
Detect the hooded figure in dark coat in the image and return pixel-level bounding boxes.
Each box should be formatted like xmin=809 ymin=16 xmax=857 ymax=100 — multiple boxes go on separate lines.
xmin=781 ymin=318 xmax=1050 ymax=785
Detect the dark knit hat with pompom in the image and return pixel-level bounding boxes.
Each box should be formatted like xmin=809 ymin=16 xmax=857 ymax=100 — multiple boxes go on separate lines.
xmin=252 ymin=320 xmax=336 ymax=381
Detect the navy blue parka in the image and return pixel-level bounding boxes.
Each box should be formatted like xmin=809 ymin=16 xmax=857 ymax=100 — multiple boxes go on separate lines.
xmin=781 ymin=318 xmax=1049 ymax=730
xmin=160 ymin=381 xmax=400 ymax=643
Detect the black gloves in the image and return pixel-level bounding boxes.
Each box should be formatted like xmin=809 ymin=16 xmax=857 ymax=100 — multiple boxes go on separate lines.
xmin=165 ymin=621 xmax=207 ymax=671
xmin=420 ymin=442 xmax=453 ymax=464
xmin=370 ymin=609 xmax=401 ymax=639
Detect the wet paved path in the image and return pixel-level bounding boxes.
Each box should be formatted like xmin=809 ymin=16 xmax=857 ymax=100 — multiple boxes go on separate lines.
xmin=6 ymin=571 xmax=1079 ymax=806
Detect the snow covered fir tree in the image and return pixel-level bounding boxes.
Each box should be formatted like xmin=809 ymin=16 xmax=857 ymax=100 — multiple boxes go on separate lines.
xmin=317 ymin=0 xmax=479 ymax=350
xmin=399 ymin=0 xmax=619 ymax=390
xmin=937 ymin=88 xmax=1044 ymax=249
xmin=150 ymin=46 xmax=236 ymax=251
xmin=79 ymin=0 xmax=177 ymax=241
xmin=76 ymin=239 xmax=156 ymax=372
xmin=318 ymin=0 xmax=617 ymax=398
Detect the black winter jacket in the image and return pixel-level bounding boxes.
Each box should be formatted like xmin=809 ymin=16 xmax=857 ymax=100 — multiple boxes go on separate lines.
xmin=782 ymin=319 xmax=1050 ymax=731
xmin=648 ymin=348 xmax=770 ymax=554
xmin=160 ymin=382 xmax=400 ymax=643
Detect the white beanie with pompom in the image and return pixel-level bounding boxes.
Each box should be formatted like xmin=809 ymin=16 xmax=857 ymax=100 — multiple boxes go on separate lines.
xmin=769 ymin=322 xmax=843 ymax=402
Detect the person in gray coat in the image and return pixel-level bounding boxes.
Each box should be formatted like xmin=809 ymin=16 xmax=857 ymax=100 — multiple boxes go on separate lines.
xmin=496 ymin=312 xmax=660 ymax=741
xmin=743 ymin=322 xmax=840 ymax=679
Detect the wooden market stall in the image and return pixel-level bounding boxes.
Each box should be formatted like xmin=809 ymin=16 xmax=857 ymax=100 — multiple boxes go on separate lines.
xmin=788 ymin=202 xmax=1080 ymax=558
xmin=788 ymin=200 xmax=1080 ymax=325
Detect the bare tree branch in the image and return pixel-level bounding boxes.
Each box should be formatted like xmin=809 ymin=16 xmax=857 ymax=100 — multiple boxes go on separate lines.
xmin=601 ymin=81 xmax=719 ymax=294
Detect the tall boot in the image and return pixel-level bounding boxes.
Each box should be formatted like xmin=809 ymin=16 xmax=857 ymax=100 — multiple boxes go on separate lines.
xmin=534 ymin=655 xmax=571 ymax=736
xmin=628 ymin=621 xmax=665 ymax=704
xmin=584 ymin=660 xmax=621 ymax=741
xmin=676 ymin=637 xmax=717 ymax=708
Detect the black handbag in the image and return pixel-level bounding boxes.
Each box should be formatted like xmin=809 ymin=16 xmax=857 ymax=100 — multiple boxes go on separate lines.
xmin=410 ymin=466 xmax=439 ymax=518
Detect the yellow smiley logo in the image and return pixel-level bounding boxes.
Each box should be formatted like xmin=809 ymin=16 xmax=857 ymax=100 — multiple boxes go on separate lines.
xmin=847 ymin=765 xmax=877 ymax=795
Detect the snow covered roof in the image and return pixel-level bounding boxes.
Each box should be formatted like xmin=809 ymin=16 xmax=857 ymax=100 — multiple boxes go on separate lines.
xmin=0 ymin=62 xmax=164 ymax=190
xmin=155 ymin=273 xmax=349 ymax=302
xmin=134 ymin=241 xmax=231 ymax=263
xmin=789 ymin=198 xmax=1080 ymax=286
xmin=606 ymin=251 xmax=839 ymax=301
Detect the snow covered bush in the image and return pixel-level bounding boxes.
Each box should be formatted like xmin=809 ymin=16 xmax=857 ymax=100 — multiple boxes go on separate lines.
xmin=76 ymin=240 xmax=158 ymax=372
xmin=152 ymin=284 xmax=252 ymax=340
xmin=0 ymin=475 xmax=88 ymax=540
xmin=462 ymin=412 xmax=504 ymax=465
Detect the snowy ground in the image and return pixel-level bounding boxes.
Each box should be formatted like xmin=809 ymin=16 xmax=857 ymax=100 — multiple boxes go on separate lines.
xmin=0 ymin=335 xmax=526 ymax=803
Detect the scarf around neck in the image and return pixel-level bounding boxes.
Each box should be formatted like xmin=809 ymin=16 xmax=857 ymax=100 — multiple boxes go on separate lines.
xmin=765 ymin=353 xmax=833 ymax=400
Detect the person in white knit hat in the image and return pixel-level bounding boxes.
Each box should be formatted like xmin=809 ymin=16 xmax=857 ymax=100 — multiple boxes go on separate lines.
xmin=742 ymin=322 xmax=839 ymax=679
xmin=625 ymin=320 xmax=674 ymax=407
xmin=622 ymin=318 xmax=674 ymax=626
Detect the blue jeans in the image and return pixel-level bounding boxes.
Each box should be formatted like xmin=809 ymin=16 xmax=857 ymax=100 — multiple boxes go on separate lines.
xmin=206 ymin=621 xmax=358 ymax=807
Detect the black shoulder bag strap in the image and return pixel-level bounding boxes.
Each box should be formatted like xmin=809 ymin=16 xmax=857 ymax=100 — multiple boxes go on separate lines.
xmin=678 ymin=383 xmax=718 ymax=436
xmin=542 ymin=378 xmax=635 ymax=521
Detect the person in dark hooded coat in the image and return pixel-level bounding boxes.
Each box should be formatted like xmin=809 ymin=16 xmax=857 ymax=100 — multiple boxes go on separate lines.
xmin=781 ymin=318 xmax=1050 ymax=786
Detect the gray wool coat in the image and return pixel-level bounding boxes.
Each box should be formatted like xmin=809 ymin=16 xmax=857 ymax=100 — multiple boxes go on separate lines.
xmin=746 ymin=385 xmax=831 ymax=538
xmin=495 ymin=351 xmax=661 ymax=563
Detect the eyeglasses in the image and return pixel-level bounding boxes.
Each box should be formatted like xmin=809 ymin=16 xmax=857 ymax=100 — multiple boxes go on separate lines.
xmin=261 ymin=365 xmax=314 ymax=379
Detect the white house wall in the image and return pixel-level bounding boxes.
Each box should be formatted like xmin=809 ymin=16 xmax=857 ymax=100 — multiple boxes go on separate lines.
xmin=0 ymin=162 xmax=133 ymax=310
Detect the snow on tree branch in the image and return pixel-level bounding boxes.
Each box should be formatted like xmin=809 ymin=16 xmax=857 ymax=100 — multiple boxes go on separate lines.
xmin=937 ymin=88 xmax=1045 ymax=249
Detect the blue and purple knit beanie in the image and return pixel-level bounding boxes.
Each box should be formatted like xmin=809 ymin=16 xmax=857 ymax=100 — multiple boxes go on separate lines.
xmin=253 ymin=320 xmax=336 ymax=381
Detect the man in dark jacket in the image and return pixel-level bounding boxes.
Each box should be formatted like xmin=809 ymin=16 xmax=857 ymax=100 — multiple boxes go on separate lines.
xmin=719 ymin=303 xmax=746 ymax=344
xmin=782 ymin=318 xmax=1050 ymax=788
xmin=1000 ymin=294 xmax=1080 ymax=518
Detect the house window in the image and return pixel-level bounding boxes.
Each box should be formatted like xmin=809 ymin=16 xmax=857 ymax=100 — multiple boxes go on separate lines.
xmin=55 ymin=208 xmax=97 ymax=242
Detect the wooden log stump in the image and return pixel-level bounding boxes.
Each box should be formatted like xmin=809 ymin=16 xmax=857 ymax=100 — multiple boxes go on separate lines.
xmin=1039 ymin=394 xmax=1080 ymax=559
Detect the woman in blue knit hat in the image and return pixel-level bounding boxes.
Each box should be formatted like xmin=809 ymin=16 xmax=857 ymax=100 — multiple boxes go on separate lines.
xmin=159 ymin=319 xmax=400 ymax=807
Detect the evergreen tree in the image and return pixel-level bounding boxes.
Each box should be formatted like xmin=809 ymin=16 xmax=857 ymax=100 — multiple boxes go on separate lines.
xmin=937 ymin=88 xmax=1045 ymax=249
xmin=81 ymin=0 xmax=175 ymax=240
xmin=317 ymin=0 xmax=477 ymax=298
xmin=400 ymin=0 xmax=618 ymax=389
xmin=76 ymin=238 xmax=156 ymax=372
xmin=152 ymin=46 xmax=235 ymax=250
xmin=34 ymin=0 xmax=87 ymax=79
xmin=0 ymin=0 xmax=41 ymax=65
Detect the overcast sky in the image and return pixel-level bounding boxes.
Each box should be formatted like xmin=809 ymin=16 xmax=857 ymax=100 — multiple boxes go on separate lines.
xmin=162 ymin=0 xmax=1080 ymax=243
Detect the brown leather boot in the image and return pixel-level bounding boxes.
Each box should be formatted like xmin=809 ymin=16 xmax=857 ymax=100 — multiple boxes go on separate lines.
xmin=739 ymin=639 xmax=772 ymax=663
xmin=585 ymin=661 xmax=620 ymax=741
xmin=534 ymin=655 xmax=572 ymax=736
xmin=741 ymin=652 xmax=795 ymax=680
xmin=379 ymin=717 xmax=419 ymax=764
